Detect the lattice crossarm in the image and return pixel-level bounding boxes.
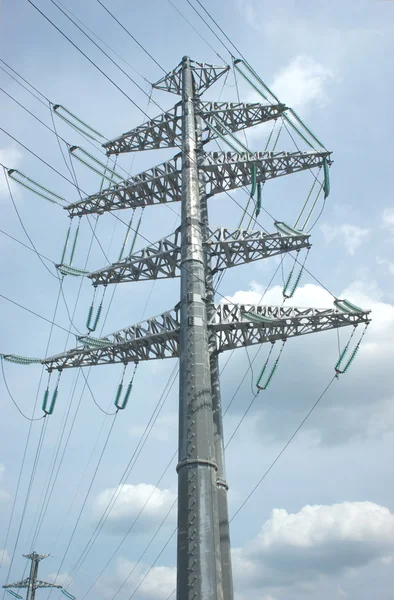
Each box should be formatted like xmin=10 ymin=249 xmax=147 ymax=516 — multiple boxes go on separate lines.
xmin=213 ymin=303 xmax=371 ymax=352
xmin=34 ymin=582 xmax=62 ymax=590
xmin=88 ymin=230 xmax=181 ymax=285
xmin=3 ymin=580 xmax=30 ymax=589
xmin=208 ymin=227 xmax=311 ymax=273
xmin=41 ymin=309 xmax=181 ymax=371
xmin=66 ymin=150 xmax=330 ymax=217
xmin=66 ymin=156 xmax=182 ymax=217
xmin=203 ymin=150 xmax=332 ymax=196
xmin=103 ymin=103 xmax=183 ymax=154
xmin=102 ymin=101 xmax=287 ymax=154
xmin=199 ymin=101 xmax=287 ymax=143
xmin=87 ymin=228 xmax=310 ymax=286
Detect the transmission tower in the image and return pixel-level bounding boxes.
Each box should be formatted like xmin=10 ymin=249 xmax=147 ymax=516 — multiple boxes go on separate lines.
xmin=2 ymin=552 xmax=68 ymax=600
xmin=40 ymin=57 xmax=370 ymax=600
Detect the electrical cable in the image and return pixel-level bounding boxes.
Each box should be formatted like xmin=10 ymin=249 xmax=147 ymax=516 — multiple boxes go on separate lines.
xmin=26 ymin=0 xmax=152 ymax=119
xmin=46 ymin=410 xmax=119 ymax=591
xmin=57 ymin=0 xmax=150 ymax=81
xmin=95 ymin=0 xmax=166 ymax=74
xmin=0 ymin=359 xmax=46 ymax=422
xmin=230 ymin=376 xmax=337 ymax=522
xmin=80 ymin=451 xmax=178 ymax=600
xmin=0 ymin=228 xmax=54 ymax=264
xmin=166 ymin=0 xmax=226 ymax=62
xmin=60 ymin=365 xmax=179 ymax=590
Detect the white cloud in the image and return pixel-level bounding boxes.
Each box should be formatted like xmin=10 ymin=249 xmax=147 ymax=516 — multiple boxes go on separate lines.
xmin=0 ymin=549 xmax=10 ymax=567
xmin=222 ymin=279 xmax=394 ymax=444
xmin=382 ymin=208 xmax=394 ymax=233
xmin=321 ymin=224 xmax=370 ymax=255
xmin=46 ymin=573 xmax=70 ymax=586
xmin=0 ymin=147 xmax=22 ymax=198
xmin=92 ymin=483 xmax=176 ymax=533
xmin=115 ymin=559 xmax=176 ymax=599
xmin=233 ymin=501 xmax=394 ymax=592
xmin=270 ymin=55 xmax=335 ymax=111
xmin=0 ymin=464 xmax=10 ymax=503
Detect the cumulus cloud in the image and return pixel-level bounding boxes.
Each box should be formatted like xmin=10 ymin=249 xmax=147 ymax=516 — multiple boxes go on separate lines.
xmin=221 ymin=279 xmax=394 ymax=445
xmin=270 ymin=55 xmax=334 ymax=111
xmin=233 ymin=501 xmax=394 ymax=592
xmin=92 ymin=484 xmax=176 ymax=533
xmin=382 ymin=207 xmax=394 ymax=233
xmin=321 ymin=224 xmax=370 ymax=254
xmin=114 ymin=559 xmax=176 ymax=599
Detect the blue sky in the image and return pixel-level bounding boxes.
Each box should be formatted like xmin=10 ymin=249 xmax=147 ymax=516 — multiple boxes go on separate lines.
xmin=1 ymin=1 xmax=394 ymax=599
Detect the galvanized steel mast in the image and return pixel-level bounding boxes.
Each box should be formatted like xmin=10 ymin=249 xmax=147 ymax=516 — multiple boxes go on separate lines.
xmin=176 ymin=55 xmax=223 ymax=600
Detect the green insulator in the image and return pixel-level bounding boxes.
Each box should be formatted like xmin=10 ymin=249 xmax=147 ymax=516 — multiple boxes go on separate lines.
xmin=250 ymin=164 xmax=257 ymax=198
xmin=335 ymin=346 xmax=349 ymax=371
xmin=343 ymin=347 xmax=360 ymax=373
xmin=86 ymin=303 xmax=94 ymax=330
xmin=92 ymin=303 xmax=103 ymax=331
xmin=114 ymin=383 xmax=123 ymax=408
xmin=117 ymin=381 xmax=133 ymax=410
xmin=323 ymin=157 xmax=330 ymax=199
xmin=46 ymin=388 xmax=58 ymax=415
xmin=256 ymin=182 xmax=262 ymax=217
xmin=264 ymin=363 xmax=278 ymax=389
xmin=60 ymin=222 xmax=72 ymax=265
xmin=256 ymin=362 xmax=269 ymax=387
xmin=42 ymin=388 xmax=50 ymax=412
xmin=69 ymin=219 xmax=81 ymax=266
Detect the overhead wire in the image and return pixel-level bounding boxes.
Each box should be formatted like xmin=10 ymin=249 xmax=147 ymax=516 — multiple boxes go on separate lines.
xmin=59 ymin=364 xmax=179 ymax=590
xmin=46 ymin=410 xmax=119 ymax=591
xmin=229 ymin=376 xmax=337 ymax=522
xmin=95 ymin=0 xmax=166 ymax=74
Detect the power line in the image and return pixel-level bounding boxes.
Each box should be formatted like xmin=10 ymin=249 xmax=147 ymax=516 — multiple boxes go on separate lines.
xmin=26 ymin=0 xmax=152 ymax=119
xmin=95 ymin=0 xmax=166 ymax=74
xmin=46 ymin=410 xmax=118 ymax=592
xmin=60 ymin=365 xmax=179 ymax=589
xmin=230 ymin=376 xmax=337 ymax=522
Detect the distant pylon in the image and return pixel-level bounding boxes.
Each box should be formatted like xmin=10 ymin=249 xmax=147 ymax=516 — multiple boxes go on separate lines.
xmin=2 ymin=552 xmax=72 ymax=600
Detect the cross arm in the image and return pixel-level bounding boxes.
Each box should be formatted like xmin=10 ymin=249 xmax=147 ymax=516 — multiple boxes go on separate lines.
xmin=41 ymin=303 xmax=370 ymax=371
xmin=103 ymin=102 xmax=286 ymax=155
xmin=88 ymin=227 xmax=311 ymax=286
xmin=3 ymin=580 xmax=30 ymax=589
xmin=34 ymin=581 xmax=62 ymax=589
xmin=66 ymin=150 xmax=329 ymax=217
xmin=213 ymin=303 xmax=371 ymax=352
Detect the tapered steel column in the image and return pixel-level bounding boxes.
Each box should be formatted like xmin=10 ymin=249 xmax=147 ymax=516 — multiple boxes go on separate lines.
xmin=197 ymin=108 xmax=234 ymax=600
xmin=176 ymin=56 xmax=223 ymax=600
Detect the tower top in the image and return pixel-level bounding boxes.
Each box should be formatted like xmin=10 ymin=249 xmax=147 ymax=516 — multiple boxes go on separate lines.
xmin=152 ymin=57 xmax=229 ymax=95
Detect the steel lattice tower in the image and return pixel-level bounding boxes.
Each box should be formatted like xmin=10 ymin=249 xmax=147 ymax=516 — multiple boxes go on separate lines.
xmin=2 ymin=553 xmax=63 ymax=600
xmin=42 ymin=57 xmax=371 ymax=599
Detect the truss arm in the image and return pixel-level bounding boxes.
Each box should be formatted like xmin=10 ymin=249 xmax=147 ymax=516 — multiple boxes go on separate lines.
xmin=41 ymin=304 xmax=370 ymax=371
xmin=67 ymin=150 xmax=330 ymax=217
xmin=88 ymin=227 xmax=311 ymax=286
xmin=103 ymin=102 xmax=286 ymax=155
xmin=3 ymin=581 xmax=30 ymax=589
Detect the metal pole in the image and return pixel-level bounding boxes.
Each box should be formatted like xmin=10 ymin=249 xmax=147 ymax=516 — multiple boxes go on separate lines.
xmin=197 ymin=111 xmax=234 ymax=600
xmin=25 ymin=554 xmax=38 ymax=600
xmin=177 ymin=56 xmax=223 ymax=600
